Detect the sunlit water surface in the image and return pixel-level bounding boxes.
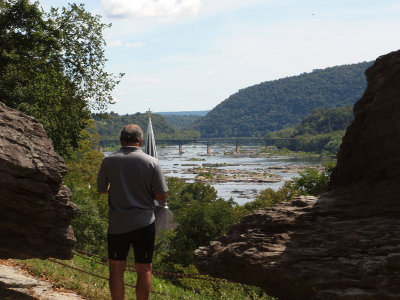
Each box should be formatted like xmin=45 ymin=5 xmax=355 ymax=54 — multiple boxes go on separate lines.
xmin=105 ymin=144 xmax=327 ymax=204
xmin=106 ymin=144 xmax=330 ymax=205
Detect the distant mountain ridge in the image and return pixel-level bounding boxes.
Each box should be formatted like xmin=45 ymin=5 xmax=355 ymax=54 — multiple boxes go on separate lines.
xmin=192 ymin=61 xmax=373 ymax=138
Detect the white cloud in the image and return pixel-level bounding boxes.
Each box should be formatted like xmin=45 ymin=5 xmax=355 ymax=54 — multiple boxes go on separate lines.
xmin=101 ymin=0 xmax=202 ymax=19
xmin=125 ymin=41 xmax=145 ymax=47
xmin=204 ymin=69 xmax=217 ymax=76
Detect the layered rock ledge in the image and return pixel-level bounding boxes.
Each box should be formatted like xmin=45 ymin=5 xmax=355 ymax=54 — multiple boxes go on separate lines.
xmin=0 ymin=102 xmax=80 ymax=259
xmin=194 ymin=50 xmax=400 ymax=299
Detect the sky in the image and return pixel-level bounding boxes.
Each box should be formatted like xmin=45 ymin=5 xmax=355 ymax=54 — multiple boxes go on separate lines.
xmin=39 ymin=0 xmax=400 ymax=114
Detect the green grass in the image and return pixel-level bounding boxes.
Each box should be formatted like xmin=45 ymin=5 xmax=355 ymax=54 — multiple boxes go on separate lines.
xmin=14 ymin=253 xmax=276 ymax=300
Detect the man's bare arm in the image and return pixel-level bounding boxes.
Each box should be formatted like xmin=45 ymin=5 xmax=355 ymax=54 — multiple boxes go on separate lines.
xmin=154 ymin=193 xmax=167 ymax=206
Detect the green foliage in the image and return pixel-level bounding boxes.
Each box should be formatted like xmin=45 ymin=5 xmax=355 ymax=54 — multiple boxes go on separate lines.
xmin=71 ymin=197 xmax=107 ymax=254
xmin=266 ymin=106 xmax=353 ymax=153
xmin=163 ymin=177 xmax=187 ymax=209
xmin=239 ymin=181 xmax=304 ymax=216
xmin=240 ymin=161 xmax=336 ymax=216
xmin=64 ymin=120 xmax=108 ymax=254
xmin=169 ymin=265 xmax=274 ymax=300
xmin=168 ymin=180 xmax=219 ymax=212
xmin=192 ymin=62 xmax=371 ymax=138
xmin=162 ymin=114 xmax=203 ymax=130
xmin=48 ymin=3 xmax=123 ymax=112
xmin=323 ymin=160 xmax=337 ymax=178
xmin=155 ymin=180 xmax=239 ymax=268
xmin=0 ymin=0 xmax=121 ymax=157
xmin=295 ymin=106 xmax=354 ymax=135
xmin=292 ymin=169 xmax=329 ymax=196
xmin=172 ymin=199 xmax=237 ymax=266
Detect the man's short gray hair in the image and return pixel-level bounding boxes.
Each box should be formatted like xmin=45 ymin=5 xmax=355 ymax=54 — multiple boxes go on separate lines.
xmin=120 ymin=124 xmax=143 ymax=144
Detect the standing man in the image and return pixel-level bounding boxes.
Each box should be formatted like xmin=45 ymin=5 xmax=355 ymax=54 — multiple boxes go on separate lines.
xmin=97 ymin=124 xmax=168 ymax=300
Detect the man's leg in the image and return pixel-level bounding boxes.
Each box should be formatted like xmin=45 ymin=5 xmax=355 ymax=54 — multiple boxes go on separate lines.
xmin=135 ymin=263 xmax=152 ymax=300
xmin=109 ymin=259 xmax=127 ymax=300
xmin=108 ymin=230 xmax=131 ymax=300
xmin=132 ymin=222 xmax=155 ymax=300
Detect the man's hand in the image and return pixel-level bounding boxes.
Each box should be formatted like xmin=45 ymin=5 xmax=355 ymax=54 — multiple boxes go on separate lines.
xmin=98 ymin=184 xmax=110 ymax=194
xmin=154 ymin=193 xmax=167 ymax=207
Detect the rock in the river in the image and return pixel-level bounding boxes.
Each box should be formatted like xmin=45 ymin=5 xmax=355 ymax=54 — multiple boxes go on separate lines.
xmin=194 ymin=50 xmax=400 ymax=299
xmin=0 ymin=102 xmax=80 ymax=259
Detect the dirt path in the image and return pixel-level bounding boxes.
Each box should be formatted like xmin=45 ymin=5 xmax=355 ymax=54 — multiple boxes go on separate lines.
xmin=0 ymin=261 xmax=84 ymax=300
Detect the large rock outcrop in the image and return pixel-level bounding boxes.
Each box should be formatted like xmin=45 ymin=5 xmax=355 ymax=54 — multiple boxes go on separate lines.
xmin=0 ymin=102 xmax=80 ymax=259
xmin=194 ymin=50 xmax=400 ymax=299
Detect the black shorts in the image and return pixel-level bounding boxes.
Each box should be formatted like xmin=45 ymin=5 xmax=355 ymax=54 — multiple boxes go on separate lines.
xmin=107 ymin=222 xmax=155 ymax=264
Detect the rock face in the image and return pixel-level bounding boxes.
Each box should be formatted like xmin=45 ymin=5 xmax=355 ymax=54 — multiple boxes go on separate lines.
xmin=0 ymin=102 xmax=80 ymax=259
xmin=194 ymin=50 xmax=400 ymax=299
xmin=330 ymin=50 xmax=400 ymax=189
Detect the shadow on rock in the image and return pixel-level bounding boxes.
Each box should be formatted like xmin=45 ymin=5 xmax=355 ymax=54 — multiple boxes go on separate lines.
xmin=0 ymin=282 xmax=38 ymax=300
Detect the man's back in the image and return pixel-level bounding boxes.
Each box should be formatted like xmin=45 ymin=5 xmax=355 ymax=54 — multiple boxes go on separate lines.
xmin=97 ymin=146 xmax=168 ymax=234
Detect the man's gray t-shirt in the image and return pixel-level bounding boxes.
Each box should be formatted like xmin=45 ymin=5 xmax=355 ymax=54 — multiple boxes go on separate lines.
xmin=97 ymin=146 xmax=168 ymax=234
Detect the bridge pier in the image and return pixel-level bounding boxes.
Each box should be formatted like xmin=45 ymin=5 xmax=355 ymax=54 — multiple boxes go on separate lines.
xmin=235 ymin=144 xmax=240 ymax=153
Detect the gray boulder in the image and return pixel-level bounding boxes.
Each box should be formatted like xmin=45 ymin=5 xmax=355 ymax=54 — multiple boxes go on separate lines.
xmin=0 ymin=102 xmax=80 ymax=259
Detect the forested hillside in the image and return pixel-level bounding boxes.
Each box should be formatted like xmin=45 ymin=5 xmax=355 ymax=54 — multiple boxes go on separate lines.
xmin=93 ymin=112 xmax=200 ymax=149
xmin=266 ymin=106 xmax=354 ymax=153
xmin=94 ymin=112 xmax=173 ymax=138
xmin=192 ymin=62 xmax=372 ymax=138
xmin=161 ymin=114 xmax=203 ymax=129
xmin=156 ymin=111 xmax=208 ymax=130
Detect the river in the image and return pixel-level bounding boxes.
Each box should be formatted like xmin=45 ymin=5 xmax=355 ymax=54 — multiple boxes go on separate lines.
xmin=156 ymin=144 xmax=331 ymax=205
xmin=105 ymin=144 xmax=331 ymax=205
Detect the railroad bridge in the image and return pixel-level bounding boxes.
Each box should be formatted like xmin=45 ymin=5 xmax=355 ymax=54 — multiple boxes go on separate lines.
xmin=100 ymin=137 xmax=302 ymax=154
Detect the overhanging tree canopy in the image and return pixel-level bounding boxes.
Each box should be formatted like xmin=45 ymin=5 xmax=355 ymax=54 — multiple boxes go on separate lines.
xmin=0 ymin=0 xmax=122 ymax=157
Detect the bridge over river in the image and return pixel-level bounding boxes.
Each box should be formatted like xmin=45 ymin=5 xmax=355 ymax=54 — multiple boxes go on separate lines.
xmin=100 ymin=137 xmax=303 ymax=154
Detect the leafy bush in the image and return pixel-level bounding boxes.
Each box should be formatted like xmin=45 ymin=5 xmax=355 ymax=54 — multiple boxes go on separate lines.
xmin=240 ymin=161 xmax=336 ymax=217
xmin=240 ymin=181 xmax=303 ymax=215
xmin=292 ymin=169 xmax=329 ymax=196
xmin=154 ymin=180 xmax=239 ymax=268
xmin=292 ymin=161 xmax=336 ymax=196
xmin=64 ymin=122 xmax=108 ymax=254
